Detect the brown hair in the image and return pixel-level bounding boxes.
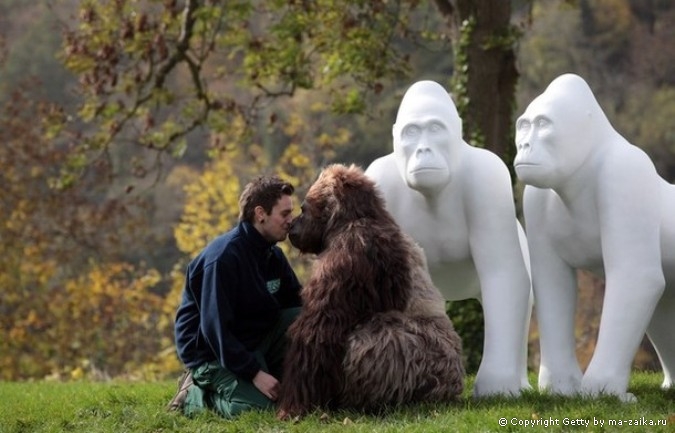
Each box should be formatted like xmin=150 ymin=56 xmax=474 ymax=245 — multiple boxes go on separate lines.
xmin=238 ymin=175 xmax=295 ymax=223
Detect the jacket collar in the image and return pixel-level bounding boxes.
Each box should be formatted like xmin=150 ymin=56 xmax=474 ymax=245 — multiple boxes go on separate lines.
xmin=239 ymin=221 xmax=275 ymax=256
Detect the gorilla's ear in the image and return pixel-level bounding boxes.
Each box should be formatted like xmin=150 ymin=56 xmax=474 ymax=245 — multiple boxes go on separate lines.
xmin=331 ymin=164 xmax=382 ymax=219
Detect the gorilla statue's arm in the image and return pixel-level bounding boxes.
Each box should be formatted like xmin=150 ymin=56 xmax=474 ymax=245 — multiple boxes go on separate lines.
xmin=522 ymin=185 xmax=582 ymax=393
xmin=462 ymin=149 xmax=532 ymax=395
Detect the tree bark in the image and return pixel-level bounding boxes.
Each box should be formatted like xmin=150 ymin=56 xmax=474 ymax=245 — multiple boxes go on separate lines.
xmin=434 ymin=0 xmax=519 ymax=162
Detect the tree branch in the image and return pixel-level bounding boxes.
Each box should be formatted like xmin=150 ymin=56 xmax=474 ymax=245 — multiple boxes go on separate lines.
xmin=154 ymin=0 xmax=199 ymax=90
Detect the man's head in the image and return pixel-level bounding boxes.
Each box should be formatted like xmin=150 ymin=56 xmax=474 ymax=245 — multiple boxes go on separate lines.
xmin=239 ymin=175 xmax=295 ymax=243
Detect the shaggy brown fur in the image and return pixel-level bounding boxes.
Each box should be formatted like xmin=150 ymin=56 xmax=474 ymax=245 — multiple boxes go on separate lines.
xmin=277 ymin=164 xmax=464 ymax=419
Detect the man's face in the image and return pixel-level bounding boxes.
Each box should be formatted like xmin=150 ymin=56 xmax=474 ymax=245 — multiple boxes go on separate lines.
xmin=258 ymin=195 xmax=295 ymax=243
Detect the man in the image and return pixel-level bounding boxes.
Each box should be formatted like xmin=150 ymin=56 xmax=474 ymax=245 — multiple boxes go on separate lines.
xmin=168 ymin=175 xmax=302 ymax=418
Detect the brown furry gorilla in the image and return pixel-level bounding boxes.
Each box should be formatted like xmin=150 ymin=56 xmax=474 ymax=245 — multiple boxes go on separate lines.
xmin=277 ymin=163 xmax=464 ymax=420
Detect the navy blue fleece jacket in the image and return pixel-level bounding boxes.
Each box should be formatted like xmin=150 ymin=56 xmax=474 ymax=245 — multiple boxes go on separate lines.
xmin=174 ymin=221 xmax=302 ymax=380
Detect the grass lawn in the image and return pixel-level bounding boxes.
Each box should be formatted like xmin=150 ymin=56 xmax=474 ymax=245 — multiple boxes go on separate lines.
xmin=0 ymin=373 xmax=673 ymax=432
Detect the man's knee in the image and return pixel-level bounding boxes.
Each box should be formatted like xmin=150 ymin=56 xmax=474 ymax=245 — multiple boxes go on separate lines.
xmin=222 ymin=397 xmax=274 ymax=418
xmin=213 ymin=377 xmax=274 ymax=418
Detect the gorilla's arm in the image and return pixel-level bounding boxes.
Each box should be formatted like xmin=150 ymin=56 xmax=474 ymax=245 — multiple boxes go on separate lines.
xmin=277 ymin=312 xmax=345 ymax=419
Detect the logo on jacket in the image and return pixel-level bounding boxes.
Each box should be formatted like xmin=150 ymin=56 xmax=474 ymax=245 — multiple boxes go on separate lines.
xmin=266 ymin=279 xmax=281 ymax=294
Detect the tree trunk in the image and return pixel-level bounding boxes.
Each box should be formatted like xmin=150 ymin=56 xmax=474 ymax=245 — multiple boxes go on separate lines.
xmin=434 ymin=0 xmax=519 ymax=162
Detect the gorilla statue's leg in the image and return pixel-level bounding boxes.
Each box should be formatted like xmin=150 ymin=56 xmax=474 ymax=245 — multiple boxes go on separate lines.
xmin=647 ymin=289 xmax=675 ymax=389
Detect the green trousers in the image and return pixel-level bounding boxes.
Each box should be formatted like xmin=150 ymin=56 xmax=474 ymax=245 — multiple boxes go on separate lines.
xmin=183 ymin=307 xmax=301 ymax=419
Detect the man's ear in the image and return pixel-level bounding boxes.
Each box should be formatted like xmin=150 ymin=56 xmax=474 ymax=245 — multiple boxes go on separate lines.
xmin=254 ymin=205 xmax=267 ymax=222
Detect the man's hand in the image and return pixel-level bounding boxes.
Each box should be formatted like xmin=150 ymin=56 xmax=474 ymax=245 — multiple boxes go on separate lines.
xmin=252 ymin=370 xmax=280 ymax=401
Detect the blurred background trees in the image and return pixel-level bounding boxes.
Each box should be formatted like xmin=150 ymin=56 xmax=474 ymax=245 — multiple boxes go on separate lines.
xmin=0 ymin=0 xmax=672 ymax=380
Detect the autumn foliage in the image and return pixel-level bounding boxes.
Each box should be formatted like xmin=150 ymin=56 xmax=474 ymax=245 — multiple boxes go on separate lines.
xmin=0 ymin=73 xmax=347 ymax=380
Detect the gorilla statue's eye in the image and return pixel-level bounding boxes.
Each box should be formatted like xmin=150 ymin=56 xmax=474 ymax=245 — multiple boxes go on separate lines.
xmin=402 ymin=124 xmax=421 ymax=138
xmin=428 ymin=121 xmax=445 ymax=133
xmin=535 ymin=117 xmax=550 ymax=129
xmin=516 ymin=119 xmax=531 ymax=133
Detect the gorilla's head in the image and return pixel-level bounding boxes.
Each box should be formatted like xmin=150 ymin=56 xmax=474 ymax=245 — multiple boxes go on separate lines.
xmin=289 ymin=164 xmax=388 ymax=254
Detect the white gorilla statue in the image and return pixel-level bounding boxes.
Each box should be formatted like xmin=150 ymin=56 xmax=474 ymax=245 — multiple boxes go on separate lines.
xmin=365 ymin=80 xmax=532 ymax=397
xmin=514 ymin=73 xmax=674 ymax=402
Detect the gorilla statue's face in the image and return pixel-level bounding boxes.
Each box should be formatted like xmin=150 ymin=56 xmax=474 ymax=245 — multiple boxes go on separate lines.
xmin=288 ymin=199 xmax=328 ymax=255
xmin=514 ymin=74 xmax=600 ymax=190
xmin=392 ymin=81 xmax=463 ymax=195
